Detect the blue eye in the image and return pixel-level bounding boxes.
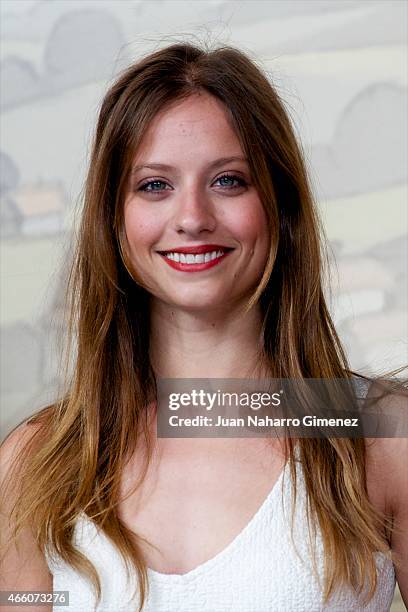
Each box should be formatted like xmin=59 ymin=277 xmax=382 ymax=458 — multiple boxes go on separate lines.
xmin=139 ymin=180 xmax=170 ymax=192
xmin=215 ymin=174 xmax=247 ymax=188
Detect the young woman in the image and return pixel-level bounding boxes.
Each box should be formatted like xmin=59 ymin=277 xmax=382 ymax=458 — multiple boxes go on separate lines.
xmin=1 ymin=42 xmax=407 ymax=612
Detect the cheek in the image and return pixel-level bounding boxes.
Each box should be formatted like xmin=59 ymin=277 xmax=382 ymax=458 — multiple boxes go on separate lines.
xmin=227 ymin=199 xmax=268 ymax=244
xmin=124 ymin=207 xmax=162 ymax=251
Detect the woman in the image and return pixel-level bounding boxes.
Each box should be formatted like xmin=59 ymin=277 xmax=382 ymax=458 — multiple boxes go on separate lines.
xmin=1 ymin=41 xmax=407 ymax=612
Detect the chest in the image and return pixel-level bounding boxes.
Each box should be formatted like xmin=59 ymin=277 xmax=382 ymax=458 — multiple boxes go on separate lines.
xmin=118 ymin=438 xmax=286 ymax=574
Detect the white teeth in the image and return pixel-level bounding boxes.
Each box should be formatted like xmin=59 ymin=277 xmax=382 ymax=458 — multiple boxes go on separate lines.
xmin=164 ymin=250 xmax=226 ymax=264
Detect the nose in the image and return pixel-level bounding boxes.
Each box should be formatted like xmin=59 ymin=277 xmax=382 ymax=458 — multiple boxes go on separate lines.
xmin=173 ymin=186 xmax=216 ymax=236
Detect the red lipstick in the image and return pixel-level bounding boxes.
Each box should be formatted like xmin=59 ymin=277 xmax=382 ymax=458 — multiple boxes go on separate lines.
xmin=157 ymin=245 xmax=234 ymax=273
xmin=157 ymin=244 xmax=232 ymax=255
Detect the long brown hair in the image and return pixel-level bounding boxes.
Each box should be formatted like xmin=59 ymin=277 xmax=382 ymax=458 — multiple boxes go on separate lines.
xmin=2 ymin=40 xmax=405 ymax=611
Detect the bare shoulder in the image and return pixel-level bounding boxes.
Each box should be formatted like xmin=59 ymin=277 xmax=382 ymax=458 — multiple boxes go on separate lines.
xmin=1 ymin=403 xmax=55 ymax=467
xmin=0 ymin=421 xmax=44 ymax=483
xmin=363 ymin=377 xmax=408 ymax=511
xmin=0 ymin=418 xmax=46 ymax=523
xmin=365 ymin=436 xmax=408 ymax=515
xmin=0 ymin=421 xmax=40 ymax=464
xmin=1 ymin=419 xmax=48 ymax=530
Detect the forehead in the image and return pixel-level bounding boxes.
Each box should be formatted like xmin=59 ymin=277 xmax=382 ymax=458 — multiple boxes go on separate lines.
xmin=134 ymin=92 xmax=244 ymax=159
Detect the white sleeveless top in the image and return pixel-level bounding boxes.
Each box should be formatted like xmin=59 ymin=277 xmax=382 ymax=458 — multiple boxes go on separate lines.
xmin=46 ymin=452 xmax=396 ymax=612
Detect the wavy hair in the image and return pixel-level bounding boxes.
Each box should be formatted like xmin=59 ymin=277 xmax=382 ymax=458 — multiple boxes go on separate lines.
xmin=2 ymin=40 xmax=405 ymax=611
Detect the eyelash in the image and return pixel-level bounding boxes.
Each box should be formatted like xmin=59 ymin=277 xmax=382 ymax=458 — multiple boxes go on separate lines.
xmin=138 ymin=173 xmax=247 ymax=194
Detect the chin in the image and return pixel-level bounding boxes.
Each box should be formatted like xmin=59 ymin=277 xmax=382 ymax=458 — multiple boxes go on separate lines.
xmin=166 ymin=293 xmax=229 ymax=313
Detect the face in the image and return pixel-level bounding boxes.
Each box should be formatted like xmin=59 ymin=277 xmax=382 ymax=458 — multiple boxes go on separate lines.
xmin=123 ymin=92 xmax=270 ymax=313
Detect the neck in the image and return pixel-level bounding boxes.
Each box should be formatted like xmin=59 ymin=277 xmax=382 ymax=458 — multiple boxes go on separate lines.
xmin=149 ymin=298 xmax=270 ymax=379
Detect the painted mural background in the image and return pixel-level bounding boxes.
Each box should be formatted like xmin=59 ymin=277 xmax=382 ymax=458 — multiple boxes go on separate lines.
xmin=0 ymin=1 xmax=407 ymax=605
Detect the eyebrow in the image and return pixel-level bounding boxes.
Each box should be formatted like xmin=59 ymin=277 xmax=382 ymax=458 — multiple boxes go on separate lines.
xmin=131 ymin=156 xmax=248 ymax=174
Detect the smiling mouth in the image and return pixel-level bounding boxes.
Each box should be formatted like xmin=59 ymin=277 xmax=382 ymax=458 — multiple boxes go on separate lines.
xmin=157 ymin=247 xmax=234 ymax=271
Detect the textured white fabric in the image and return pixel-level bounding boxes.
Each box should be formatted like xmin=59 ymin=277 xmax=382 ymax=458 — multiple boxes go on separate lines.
xmin=47 ymin=452 xmax=396 ymax=612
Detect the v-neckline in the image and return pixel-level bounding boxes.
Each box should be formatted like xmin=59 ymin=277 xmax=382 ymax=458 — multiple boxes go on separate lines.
xmin=146 ymin=457 xmax=289 ymax=583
